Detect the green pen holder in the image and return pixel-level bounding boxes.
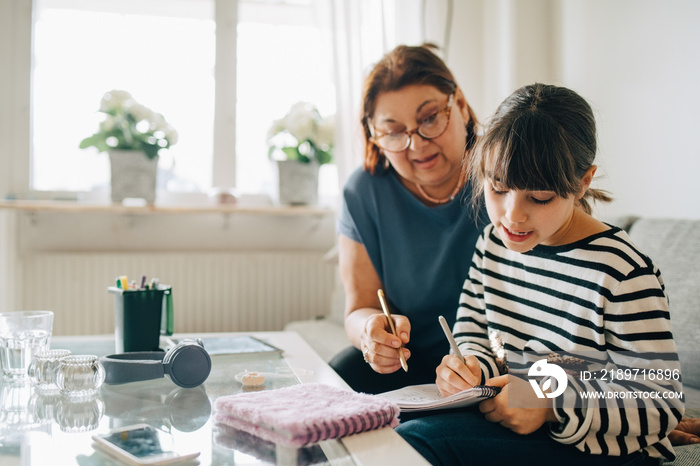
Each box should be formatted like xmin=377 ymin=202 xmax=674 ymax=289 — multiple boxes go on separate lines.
xmin=108 ymin=286 xmax=173 ymax=353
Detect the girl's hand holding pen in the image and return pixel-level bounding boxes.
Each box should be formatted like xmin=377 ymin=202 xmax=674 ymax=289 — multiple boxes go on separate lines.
xmin=436 ymin=315 xmax=480 ymax=395
xmin=360 ymin=312 xmax=411 ymax=374
xmin=436 ymin=354 xmax=482 ymax=397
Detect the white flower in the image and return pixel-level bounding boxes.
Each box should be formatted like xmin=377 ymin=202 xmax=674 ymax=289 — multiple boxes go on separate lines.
xmin=164 ymin=125 xmax=178 ymax=145
xmin=267 ymin=101 xmax=334 ymax=164
xmin=148 ymin=112 xmax=168 ymax=131
xmin=314 ymin=115 xmax=335 ymax=147
xmin=99 ymin=117 xmax=117 ymax=132
xmin=81 ymin=89 xmax=178 ymax=157
xmin=283 ymin=102 xmax=318 ymax=143
xmin=135 ymin=120 xmax=150 ymax=134
xmin=128 ymin=102 xmax=155 ymax=124
xmin=100 ymin=90 xmax=133 ymax=112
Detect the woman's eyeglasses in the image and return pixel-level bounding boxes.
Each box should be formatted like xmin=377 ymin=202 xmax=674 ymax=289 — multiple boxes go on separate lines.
xmin=370 ymin=94 xmax=454 ymax=152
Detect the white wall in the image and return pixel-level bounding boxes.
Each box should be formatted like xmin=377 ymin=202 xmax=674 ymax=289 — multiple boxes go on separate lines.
xmin=437 ymin=0 xmax=700 ymax=220
xmin=557 ymin=0 xmax=700 ymax=219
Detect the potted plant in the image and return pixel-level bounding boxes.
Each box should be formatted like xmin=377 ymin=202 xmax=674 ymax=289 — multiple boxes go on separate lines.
xmin=80 ymin=90 xmax=178 ymax=204
xmin=267 ymin=102 xmax=334 ymax=205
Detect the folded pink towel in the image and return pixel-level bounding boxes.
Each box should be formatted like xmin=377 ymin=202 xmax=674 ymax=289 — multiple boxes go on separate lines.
xmin=214 ymin=383 xmax=400 ymax=447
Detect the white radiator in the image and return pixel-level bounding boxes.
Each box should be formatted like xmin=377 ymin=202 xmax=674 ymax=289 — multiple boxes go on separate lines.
xmin=20 ymin=252 xmax=335 ymax=336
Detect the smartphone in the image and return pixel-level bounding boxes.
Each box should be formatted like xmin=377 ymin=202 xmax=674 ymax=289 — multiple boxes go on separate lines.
xmin=92 ymin=424 xmax=200 ymax=465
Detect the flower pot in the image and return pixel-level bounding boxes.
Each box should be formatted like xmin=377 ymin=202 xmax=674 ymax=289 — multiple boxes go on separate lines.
xmin=276 ymin=160 xmax=319 ymax=205
xmin=108 ymin=150 xmax=159 ymax=204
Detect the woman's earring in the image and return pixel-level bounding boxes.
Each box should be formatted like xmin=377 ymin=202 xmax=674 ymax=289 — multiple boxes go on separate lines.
xmin=382 ymin=154 xmax=390 ymax=169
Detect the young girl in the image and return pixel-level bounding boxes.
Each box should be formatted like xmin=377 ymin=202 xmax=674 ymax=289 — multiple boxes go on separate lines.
xmin=395 ymin=83 xmax=684 ymax=465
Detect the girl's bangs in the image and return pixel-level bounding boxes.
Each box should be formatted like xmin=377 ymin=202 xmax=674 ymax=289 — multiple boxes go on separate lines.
xmin=483 ymin=115 xmax=577 ymax=197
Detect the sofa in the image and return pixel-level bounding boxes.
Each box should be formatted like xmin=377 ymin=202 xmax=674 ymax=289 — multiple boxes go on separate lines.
xmin=285 ymin=216 xmax=700 ymax=465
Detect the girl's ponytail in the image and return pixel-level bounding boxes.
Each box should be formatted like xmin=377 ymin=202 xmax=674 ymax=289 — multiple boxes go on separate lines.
xmin=579 ymin=188 xmax=613 ymax=215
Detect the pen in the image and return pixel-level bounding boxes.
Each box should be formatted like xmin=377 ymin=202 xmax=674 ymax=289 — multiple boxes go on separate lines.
xmin=377 ymin=289 xmax=408 ymax=372
xmin=438 ymin=315 xmax=465 ymax=364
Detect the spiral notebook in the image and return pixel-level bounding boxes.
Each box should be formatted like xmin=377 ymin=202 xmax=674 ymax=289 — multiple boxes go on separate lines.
xmin=214 ymin=383 xmax=400 ymax=447
xmin=377 ymin=383 xmax=501 ymax=412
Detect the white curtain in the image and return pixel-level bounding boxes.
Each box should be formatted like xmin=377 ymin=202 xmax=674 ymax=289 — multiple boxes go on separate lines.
xmin=323 ymin=0 xmax=386 ymax=193
xmin=322 ymin=0 xmax=454 ymax=193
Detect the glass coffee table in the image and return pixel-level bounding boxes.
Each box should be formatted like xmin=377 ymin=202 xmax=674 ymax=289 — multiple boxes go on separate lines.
xmin=0 ymin=331 xmax=428 ymax=465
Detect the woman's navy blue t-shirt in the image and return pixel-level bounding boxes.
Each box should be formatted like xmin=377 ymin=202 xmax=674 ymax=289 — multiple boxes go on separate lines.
xmin=338 ymin=166 xmax=485 ymax=367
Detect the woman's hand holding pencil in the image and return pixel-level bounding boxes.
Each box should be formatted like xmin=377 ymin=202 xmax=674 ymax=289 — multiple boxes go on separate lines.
xmin=359 ymin=289 xmax=411 ymax=374
xmin=378 ymin=289 xmax=408 ymax=372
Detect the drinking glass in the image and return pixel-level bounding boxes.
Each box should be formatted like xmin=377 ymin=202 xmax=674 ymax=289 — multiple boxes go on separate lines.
xmin=55 ymin=355 xmax=105 ymax=398
xmin=0 ymin=311 xmax=54 ymax=379
xmin=28 ymin=349 xmax=71 ymax=391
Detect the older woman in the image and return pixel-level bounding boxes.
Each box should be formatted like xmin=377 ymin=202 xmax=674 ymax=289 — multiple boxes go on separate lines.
xmin=330 ymin=44 xmax=485 ymax=394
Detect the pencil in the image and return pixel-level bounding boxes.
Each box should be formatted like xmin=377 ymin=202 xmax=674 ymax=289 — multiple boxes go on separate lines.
xmin=438 ymin=315 xmax=465 ymax=364
xmin=377 ymin=289 xmax=408 ymax=372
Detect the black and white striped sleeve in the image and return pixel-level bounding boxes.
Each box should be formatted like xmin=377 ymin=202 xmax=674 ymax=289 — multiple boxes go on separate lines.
xmin=551 ymin=261 xmax=684 ymax=460
xmin=453 ymin=232 xmax=500 ymax=382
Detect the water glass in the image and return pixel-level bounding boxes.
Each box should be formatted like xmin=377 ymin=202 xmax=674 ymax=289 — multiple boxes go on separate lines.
xmin=28 ymin=349 xmax=71 ymax=391
xmin=0 ymin=311 xmax=54 ymax=379
xmin=55 ymin=355 xmax=105 ymax=398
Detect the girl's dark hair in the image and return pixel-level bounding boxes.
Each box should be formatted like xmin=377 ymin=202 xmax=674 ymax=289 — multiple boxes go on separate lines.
xmin=467 ymin=83 xmax=611 ymax=215
xmin=361 ymin=43 xmax=478 ymax=173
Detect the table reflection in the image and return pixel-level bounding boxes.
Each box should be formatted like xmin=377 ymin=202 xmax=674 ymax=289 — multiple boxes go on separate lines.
xmin=1 ymin=378 xmax=51 ymax=449
xmin=100 ymin=381 xmax=211 ymax=433
xmin=0 ymin=334 xmax=357 ymax=465
xmin=213 ymin=422 xmax=329 ymax=465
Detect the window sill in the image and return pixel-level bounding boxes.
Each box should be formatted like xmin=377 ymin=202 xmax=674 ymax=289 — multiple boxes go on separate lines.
xmin=0 ymin=199 xmax=335 ymax=217
xmin=0 ymin=198 xmax=337 ymax=252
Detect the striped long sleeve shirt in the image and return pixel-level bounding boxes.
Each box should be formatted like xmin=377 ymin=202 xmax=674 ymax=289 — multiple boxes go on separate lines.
xmin=454 ymin=224 xmax=684 ymax=460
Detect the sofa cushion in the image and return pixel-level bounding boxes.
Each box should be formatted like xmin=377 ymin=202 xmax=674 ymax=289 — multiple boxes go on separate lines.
xmin=666 ymin=443 xmax=700 ymax=466
xmin=627 ymin=218 xmax=700 ymax=390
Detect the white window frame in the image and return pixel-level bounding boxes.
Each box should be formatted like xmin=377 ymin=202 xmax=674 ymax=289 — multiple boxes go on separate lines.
xmin=1 ymin=0 xmax=233 ymax=199
xmin=0 ymin=0 xmax=334 ymax=202
xmin=0 ymin=0 xmax=32 ymax=198
xmin=213 ymin=0 xmax=238 ymax=189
